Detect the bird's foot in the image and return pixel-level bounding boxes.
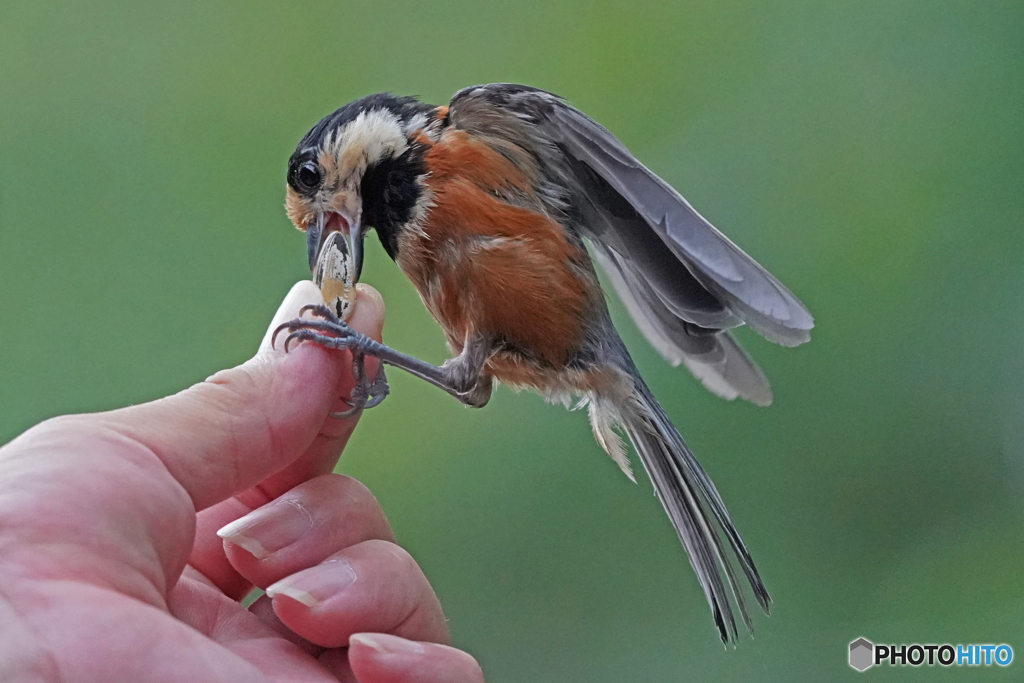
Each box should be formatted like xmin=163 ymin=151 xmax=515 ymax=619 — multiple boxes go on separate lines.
xmin=329 ymin=352 xmax=390 ymax=418
xmin=272 ymin=304 xmax=390 ymax=416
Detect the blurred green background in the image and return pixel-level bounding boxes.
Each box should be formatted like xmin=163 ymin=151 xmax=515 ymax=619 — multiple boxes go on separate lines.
xmin=2 ymin=0 xmax=1022 ymax=680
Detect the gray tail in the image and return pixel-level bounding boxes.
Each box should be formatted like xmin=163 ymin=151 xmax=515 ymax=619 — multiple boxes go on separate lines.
xmin=619 ymin=377 xmax=771 ymax=643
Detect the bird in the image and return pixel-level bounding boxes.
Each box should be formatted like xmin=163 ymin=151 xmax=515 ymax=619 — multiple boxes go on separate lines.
xmin=274 ymin=83 xmax=813 ymax=644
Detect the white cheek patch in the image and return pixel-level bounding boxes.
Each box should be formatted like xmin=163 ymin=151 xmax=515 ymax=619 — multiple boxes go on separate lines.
xmin=324 ymin=109 xmax=409 ymax=188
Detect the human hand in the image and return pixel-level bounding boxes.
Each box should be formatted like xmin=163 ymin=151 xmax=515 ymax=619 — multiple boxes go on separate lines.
xmin=0 ymin=281 xmax=484 ymax=683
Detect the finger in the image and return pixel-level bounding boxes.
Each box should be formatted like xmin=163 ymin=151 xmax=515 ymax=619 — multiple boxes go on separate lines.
xmin=164 ymin=583 xmax=340 ymax=683
xmin=186 ymin=284 xmax=386 ymax=594
xmin=248 ymin=593 xmax=324 ymax=657
xmin=219 ymin=473 xmax=395 ymax=590
xmin=248 ymin=282 xmax=386 ymax=498
xmin=346 ymin=634 xmax=484 ymax=683
xmin=95 ymin=280 xmax=384 ymax=513
xmin=266 ymin=540 xmax=449 ymax=648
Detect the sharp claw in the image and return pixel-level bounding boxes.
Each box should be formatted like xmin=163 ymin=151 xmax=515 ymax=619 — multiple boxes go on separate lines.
xmin=326 ymin=351 xmax=392 ymax=418
xmin=328 ymin=390 xmax=367 ymax=419
xmin=328 ymin=404 xmax=362 ymax=419
xmin=284 ymin=331 xmax=303 ymax=353
xmin=364 ymin=364 xmax=390 ymax=409
xmin=271 ymin=323 xmax=290 ymax=350
xmin=272 ymin=319 xmax=318 ymax=349
xmin=363 ymin=391 xmax=388 ymax=410
xmin=299 ymin=303 xmax=339 ymax=322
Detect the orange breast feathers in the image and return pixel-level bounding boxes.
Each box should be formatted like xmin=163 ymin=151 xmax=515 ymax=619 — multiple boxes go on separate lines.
xmin=396 ymin=130 xmax=599 ymax=370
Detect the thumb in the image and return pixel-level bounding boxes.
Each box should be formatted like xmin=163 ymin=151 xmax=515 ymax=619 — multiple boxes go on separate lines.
xmin=95 ymin=281 xmax=385 ymax=511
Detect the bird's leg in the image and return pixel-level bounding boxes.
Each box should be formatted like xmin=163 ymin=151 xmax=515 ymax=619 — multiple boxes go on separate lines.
xmin=440 ymin=340 xmax=493 ymax=408
xmin=458 ymin=373 xmax=493 ymax=409
xmin=274 ymin=304 xmax=492 ymax=408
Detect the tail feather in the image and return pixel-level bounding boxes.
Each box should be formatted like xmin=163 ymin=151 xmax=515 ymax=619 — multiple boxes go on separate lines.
xmin=607 ymin=378 xmax=771 ymax=643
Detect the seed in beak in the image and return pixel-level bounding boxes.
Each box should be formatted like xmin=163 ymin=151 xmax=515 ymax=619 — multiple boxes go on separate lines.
xmin=313 ymin=231 xmax=357 ymax=321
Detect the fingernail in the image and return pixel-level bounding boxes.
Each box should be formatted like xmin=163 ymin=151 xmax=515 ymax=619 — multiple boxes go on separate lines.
xmin=216 ymin=501 xmax=313 ymax=560
xmin=266 ymin=559 xmax=357 ymax=608
xmin=351 ymin=633 xmax=425 ymax=655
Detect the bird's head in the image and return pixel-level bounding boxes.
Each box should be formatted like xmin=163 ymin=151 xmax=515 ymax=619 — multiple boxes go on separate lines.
xmin=285 ymin=93 xmax=439 ymax=286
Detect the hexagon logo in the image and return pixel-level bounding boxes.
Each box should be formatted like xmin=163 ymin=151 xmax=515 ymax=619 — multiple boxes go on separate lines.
xmin=849 ymin=638 xmax=874 ymax=671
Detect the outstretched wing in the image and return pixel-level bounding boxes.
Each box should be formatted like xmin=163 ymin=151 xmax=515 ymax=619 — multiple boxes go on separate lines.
xmin=448 ymin=85 xmax=813 ymax=400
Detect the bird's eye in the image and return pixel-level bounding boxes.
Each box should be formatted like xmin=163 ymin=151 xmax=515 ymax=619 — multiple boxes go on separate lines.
xmin=297 ymin=162 xmax=322 ymax=190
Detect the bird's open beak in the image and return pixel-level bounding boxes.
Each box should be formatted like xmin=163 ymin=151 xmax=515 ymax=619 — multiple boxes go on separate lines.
xmin=306 ymin=211 xmax=364 ymax=283
xmin=306 ymin=212 xmax=325 ymax=271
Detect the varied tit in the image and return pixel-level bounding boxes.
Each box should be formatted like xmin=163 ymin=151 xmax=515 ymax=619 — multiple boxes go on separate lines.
xmin=275 ymin=84 xmax=813 ymax=644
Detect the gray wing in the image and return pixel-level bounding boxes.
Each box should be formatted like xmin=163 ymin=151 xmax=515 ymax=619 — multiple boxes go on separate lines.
xmin=450 ymin=84 xmax=813 ymax=402
xmin=450 ymin=85 xmax=793 ymax=640
xmin=593 ymin=245 xmax=774 ymax=406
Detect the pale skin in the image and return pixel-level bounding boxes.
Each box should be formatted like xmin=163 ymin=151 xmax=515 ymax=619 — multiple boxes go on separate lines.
xmin=0 ymin=281 xmax=485 ymax=683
